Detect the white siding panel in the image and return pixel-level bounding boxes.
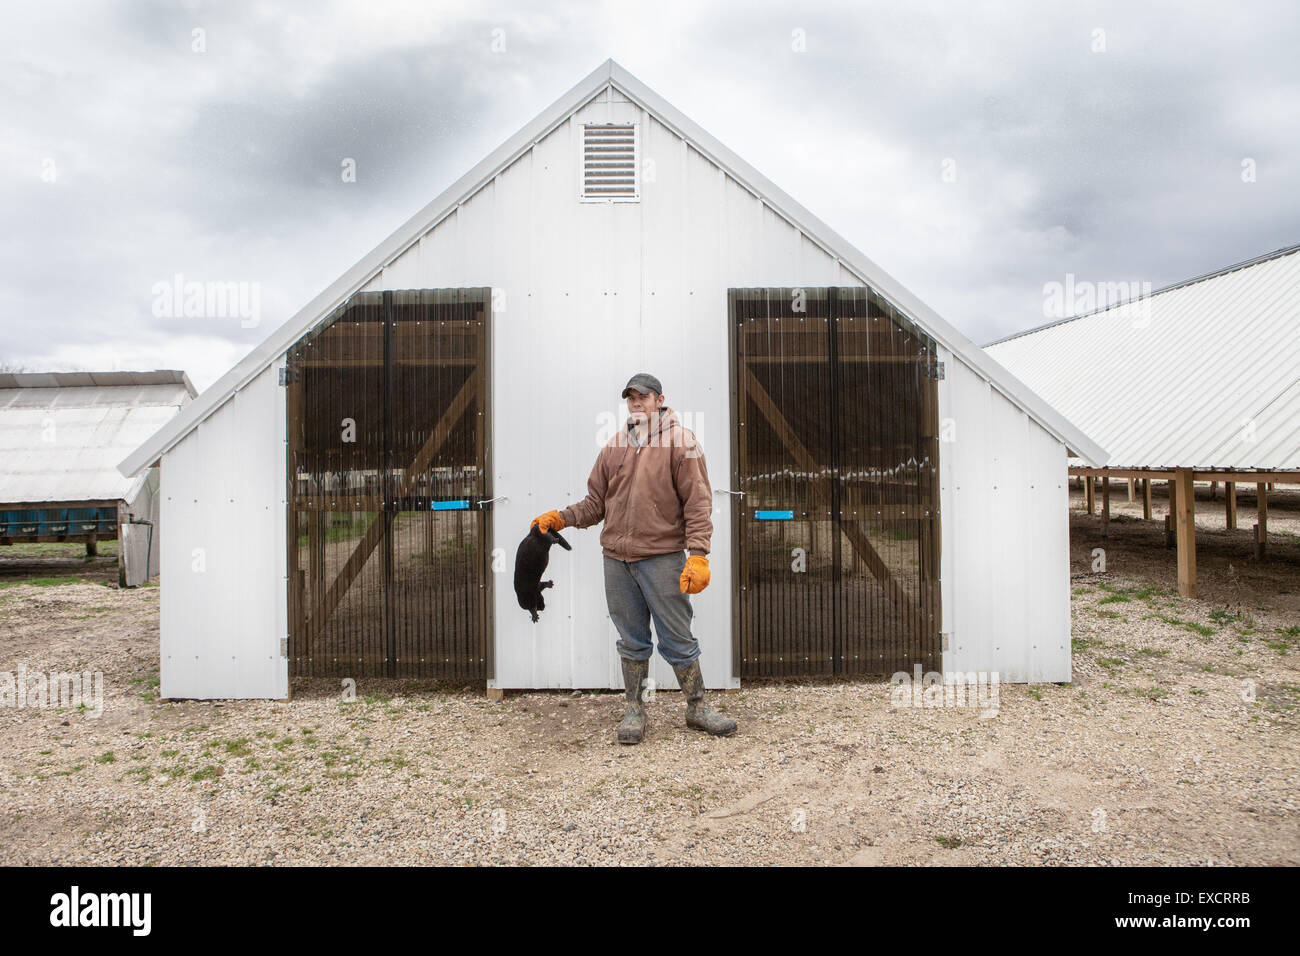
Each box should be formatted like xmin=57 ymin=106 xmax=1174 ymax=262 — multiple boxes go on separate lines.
xmin=159 ymin=364 xmax=286 ymax=699
xmin=941 ymin=353 xmax=1071 ymax=682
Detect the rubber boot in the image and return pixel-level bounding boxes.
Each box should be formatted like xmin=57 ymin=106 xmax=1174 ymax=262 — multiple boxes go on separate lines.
xmin=672 ymin=659 xmax=737 ymax=736
xmin=618 ymin=657 xmax=649 ymax=745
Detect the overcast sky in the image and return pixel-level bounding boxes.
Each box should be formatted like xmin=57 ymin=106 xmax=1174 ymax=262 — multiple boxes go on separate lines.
xmin=2 ymin=0 xmax=1297 ymax=390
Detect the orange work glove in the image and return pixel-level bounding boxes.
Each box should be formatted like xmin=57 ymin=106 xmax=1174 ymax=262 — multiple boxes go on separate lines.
xmin=531 ymin=510 xmax=566 ymax=534
xmin=680 ymin=554 xmax=710 ymax=594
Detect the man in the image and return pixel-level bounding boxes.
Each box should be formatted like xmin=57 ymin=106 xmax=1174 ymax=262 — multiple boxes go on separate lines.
xmin=530 ymin=372 xmax=737 ymax=745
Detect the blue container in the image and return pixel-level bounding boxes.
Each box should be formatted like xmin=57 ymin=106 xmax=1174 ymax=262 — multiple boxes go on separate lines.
xmin=67 ymin=507 xmax=101 ymax=534
xmin=8 ymin=508 xmax=40 ymax=537
xmin=39 ymin=508 xmax=70 ymax=536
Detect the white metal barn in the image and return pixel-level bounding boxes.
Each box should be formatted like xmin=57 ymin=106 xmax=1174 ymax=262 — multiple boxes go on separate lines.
xmin=119 ymin=59 xmax=1105 ymax=700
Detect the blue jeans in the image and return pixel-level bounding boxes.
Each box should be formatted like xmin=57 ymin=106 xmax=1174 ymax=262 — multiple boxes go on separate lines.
xmin=604 ymin=551 xmax=700 ymax=668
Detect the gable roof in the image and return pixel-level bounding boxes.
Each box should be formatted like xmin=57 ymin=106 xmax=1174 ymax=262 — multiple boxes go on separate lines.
xmin=986 ymin=243 xmax=1300 ymax=470
xmin=3 ymin=370 xmax=195 ymax=504
xmin=119 ymin=58 xmax=1106 ymax=478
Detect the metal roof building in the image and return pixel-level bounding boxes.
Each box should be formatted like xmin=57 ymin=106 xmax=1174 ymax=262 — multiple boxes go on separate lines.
xmin=987 ymin=244 xmax=1300 ymax=596
xmin=119 ymin=59 xmax=1106 ymax=700
xmin=1 ymin=370 xmax=196 ymax=585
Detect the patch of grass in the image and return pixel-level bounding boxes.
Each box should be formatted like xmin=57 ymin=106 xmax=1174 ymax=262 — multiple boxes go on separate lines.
xmin=1136 ymin=648 xmax=1169 ymax=657
xmin=0 ymin=576 xmax=85 ymax=589
xmin=219 ymin=737 xmax=252 ymax=758
xmin=1159 ymin=615 xmax=1216 ymax=638
xmin=191 ymin=766 xmax=220 ymax=782
xmin=1097 ymin=658 xmax=1126 ymax=671
xmin=1026 ymin=688 xmax=1042 ymax=701
xmin=1096 ymin=583 xmax=1157 ymax=604
xmin=95 ymin=751 xmax=116 ymax=764
xmin=934 ymin=835 xmax=962 ymax=849
xmin=1135 ymin=686 xmax=1171 ymax=701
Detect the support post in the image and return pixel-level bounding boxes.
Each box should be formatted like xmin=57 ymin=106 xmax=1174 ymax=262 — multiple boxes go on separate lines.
xmin=1127 ymin=478 xmax=1135 ymax=503
xmin=1085 ymin=473 xmax=1095 ymax=514
xmin=1174 ymin=468 xmax=1197 ymax=598
xmin=117 ymin=505 xmax=127 ymax=588
xmin=1255 ymin=482 xmax=1268 ymax=559
xmin=1101 ymin=473 xmax=1110 ymax=539
xmin=1142 ymin=478 xmax=1152 ymax=521
xmin=1226 ymin=481 xmax=1237 ymax=531
xmin=1165 ymin=479 xmax=1176 ymax=548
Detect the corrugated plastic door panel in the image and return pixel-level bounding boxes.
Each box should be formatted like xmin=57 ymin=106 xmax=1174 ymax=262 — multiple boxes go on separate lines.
xmin=732 ymin=287 xmax=835 ymax=676
xmin=731 ymin=287 xmax=941 ymax=677
xmin=286 ymin=288 xmax=491 ymax=680
xmin=834 ymin=288 xmax=941 ymax=676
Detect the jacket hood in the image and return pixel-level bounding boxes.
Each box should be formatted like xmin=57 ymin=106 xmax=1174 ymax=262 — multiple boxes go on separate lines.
xmin=620 ymin=405 xmax=683 ymax=445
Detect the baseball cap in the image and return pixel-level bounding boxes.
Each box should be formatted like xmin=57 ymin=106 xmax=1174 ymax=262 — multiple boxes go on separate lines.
xmin=621 ymin=372 xmax=663 ymax=398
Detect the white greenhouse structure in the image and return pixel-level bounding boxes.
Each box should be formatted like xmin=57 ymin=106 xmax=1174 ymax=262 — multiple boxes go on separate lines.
xmin=119 ymin=59 xmax=1105 ymax=700
xmin=3 ymin=370 xmax=195 ymax=587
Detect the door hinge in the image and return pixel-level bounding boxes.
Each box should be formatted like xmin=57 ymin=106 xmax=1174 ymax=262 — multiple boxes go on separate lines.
xmin=278 ymin=365 xmax=299 ymax=385
xmin=280 ymin=637 xmax=288 ymax=657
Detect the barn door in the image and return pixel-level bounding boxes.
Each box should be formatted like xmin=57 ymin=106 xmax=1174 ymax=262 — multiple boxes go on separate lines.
xmin=285 ymin=288 xmax=493 ymax=680
xmin=729 ymin=287 xmax=941 ymax=677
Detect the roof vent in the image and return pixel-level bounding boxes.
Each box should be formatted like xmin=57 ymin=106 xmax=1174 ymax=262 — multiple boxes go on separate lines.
xmin=580 ymin=123 xmax=639 ymax=201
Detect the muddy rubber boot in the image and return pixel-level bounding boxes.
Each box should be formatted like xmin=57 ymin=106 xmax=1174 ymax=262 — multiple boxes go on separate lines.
xmin=673 ymin=659 xmax=737 ymax=736
xmin=618 ymin=657 xmax=649 ymax=745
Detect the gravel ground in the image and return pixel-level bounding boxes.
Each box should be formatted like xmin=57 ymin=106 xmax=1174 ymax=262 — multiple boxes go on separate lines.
xmin=0 ymin=493 xmax=1296 ymax=866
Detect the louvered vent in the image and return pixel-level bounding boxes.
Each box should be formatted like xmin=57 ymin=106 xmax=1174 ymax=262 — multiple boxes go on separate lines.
xmin=581 ymin=123 xmax=638 ymax=201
